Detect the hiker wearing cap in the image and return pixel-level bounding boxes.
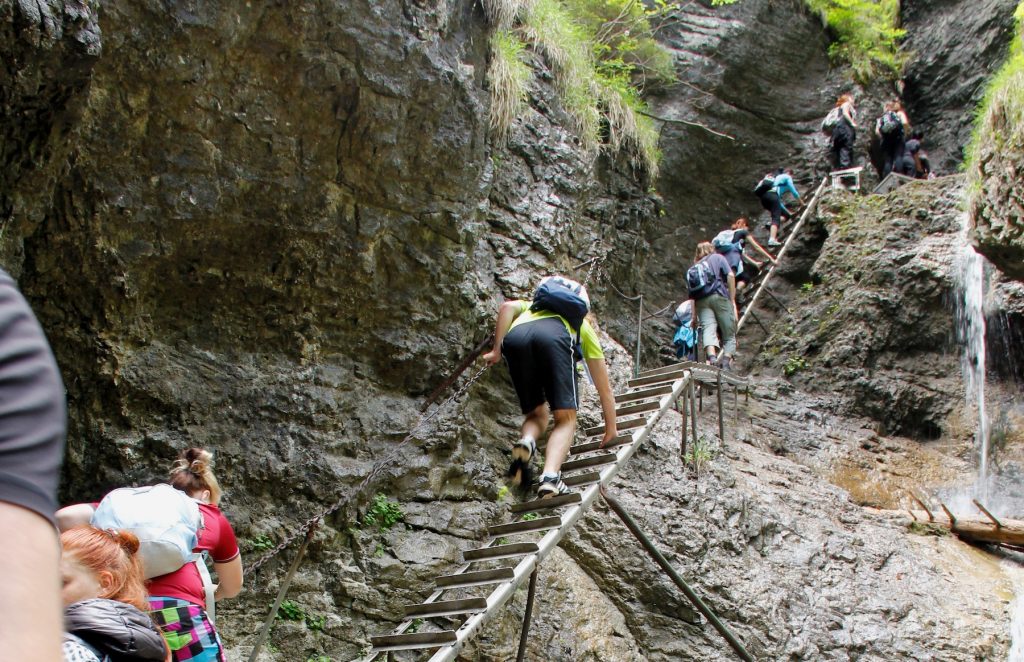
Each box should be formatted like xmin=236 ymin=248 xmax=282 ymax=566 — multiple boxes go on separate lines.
xmin=482 ymin=276 xmax=617 ymax=499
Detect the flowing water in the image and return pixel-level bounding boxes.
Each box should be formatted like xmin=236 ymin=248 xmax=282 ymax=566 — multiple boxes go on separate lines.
xmin=955 ymin=236 xmax=991 ymax=503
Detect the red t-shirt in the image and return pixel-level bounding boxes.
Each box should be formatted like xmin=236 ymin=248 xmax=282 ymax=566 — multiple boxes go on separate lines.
xmin=146 ymin=503 xmax=239 ymax=608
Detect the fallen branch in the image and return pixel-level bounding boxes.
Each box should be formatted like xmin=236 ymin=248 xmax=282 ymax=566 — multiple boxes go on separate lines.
xmin=637 ymin=110 xmax=735 ymax=140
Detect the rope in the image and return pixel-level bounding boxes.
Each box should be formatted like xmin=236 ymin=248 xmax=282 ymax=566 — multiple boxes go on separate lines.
xmin=247 ymin=363 xmax=490 ymax=575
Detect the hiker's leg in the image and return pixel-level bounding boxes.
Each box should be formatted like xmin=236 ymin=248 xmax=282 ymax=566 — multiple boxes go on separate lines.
xmin=542 ymin=408 xmax=577 ymax=476
xmin=521 ymin=402 xmax=550 ymax=442
xmin=695 ymin=298 xmax=719 ymax=359
xmin=712 ymin=295 xmax=738 ymax=357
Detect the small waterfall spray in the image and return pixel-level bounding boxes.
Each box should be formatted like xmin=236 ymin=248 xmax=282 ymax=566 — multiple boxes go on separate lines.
xmin=955 ymin=234 xmax=991 ymax=501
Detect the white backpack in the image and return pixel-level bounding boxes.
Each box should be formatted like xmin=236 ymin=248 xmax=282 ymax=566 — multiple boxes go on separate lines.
xmin=91 ymin=484 xmax=218 ymax=622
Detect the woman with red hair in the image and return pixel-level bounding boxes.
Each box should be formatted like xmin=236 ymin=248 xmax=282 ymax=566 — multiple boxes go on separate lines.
xmin=60 ymin=526 xmax=168 ymax=661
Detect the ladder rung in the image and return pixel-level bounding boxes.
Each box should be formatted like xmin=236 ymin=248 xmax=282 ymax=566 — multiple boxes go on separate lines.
xmin=615 ymin=400 xmax=661 ymax=418
xmin=370 ymin=630 xmax=458 ymax=653
xmin=487 ymin=515 xmax=562 ymax=537
xmin=509 ymin=491 xmax=582 ymax=513
xmin=563 ymin=470 xmax=601 ymax=487
xmin=569 ymin=434 xmax=631 ymax=455
xmin=403 ymin=597 xmax=488 ymax=619
xmin=614 ymin=384 xmax=673 ymax=403
xmin=585 ymin=417 xmax=645 ymax=437
xmin=636 ymin=362 xmax=687 ymax=378
xmin=561 ymin=452 xmax=617 ymax=472
xmin=464 ymin=542 xmax=539 ymax=562
xmin=435 ymin=568 xmax=515 ymax=590
xmin=627 ymin=370 xmax=687 ymax=388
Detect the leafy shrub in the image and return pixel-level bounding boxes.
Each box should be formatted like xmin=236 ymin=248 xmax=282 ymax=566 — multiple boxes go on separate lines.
xmin=804 ymin=0 xmax=906 ymax=81
xmin=363 ymin=494 xmax=404 ymax=531
xmin=246 ymin=534 xmax=275 ymax=553
xmin=683 ymin=435 xmax=717 ymax=476
xmin=783 ymin=356 xmax=807 ymax=377
xmin=277 ymin=600 xmax=305 ymax=621
xmin=305 ymin=614 xmax=327 ymax=632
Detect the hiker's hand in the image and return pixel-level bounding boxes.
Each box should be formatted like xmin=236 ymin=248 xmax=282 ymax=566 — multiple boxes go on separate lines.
xmin=481 ymin=349 xmax=501 ymax=366
xmin=600 ymin=424 xmax=618 ymax=448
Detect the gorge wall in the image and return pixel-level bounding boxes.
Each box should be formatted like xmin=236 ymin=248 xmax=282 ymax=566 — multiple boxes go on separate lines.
xmin=2 ymin=0 xmax=1024 ymax=660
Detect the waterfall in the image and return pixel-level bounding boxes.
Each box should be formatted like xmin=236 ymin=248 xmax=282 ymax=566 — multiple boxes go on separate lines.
xmin=953 ymin=213 xmax=992 ymax=503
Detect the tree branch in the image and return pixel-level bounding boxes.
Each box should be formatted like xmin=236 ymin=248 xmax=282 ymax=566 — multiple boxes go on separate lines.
xmin=637 ymin=110 xmax=735 ymax=140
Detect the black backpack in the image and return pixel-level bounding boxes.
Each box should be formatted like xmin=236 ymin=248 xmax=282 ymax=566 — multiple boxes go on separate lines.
xmin=753 ymin=175 xmax=775 ymax=198
xmin=879 ymin=111 xmax=903 ymax=138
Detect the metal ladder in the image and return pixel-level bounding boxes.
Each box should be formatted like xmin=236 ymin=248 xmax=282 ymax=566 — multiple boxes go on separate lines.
xmin=361 ymin=362 xmax=742 ymax=661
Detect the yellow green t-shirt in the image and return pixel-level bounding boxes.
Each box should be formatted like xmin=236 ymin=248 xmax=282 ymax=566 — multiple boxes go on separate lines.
xmin=507 ymin=300 xmax=604 ymax=360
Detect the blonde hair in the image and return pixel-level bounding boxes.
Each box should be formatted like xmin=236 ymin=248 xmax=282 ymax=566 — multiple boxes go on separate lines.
xmin=169 ymin=447 xmax=222 ymax=505
xmin=693 ymin=242 xmax=715 ymax=263
xmin=836 ymin=93 xmax=854 ymax=107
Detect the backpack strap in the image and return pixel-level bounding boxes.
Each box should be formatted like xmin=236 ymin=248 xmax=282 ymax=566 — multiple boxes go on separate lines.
xmin=194 ymin=552 xmax=216 ymax=625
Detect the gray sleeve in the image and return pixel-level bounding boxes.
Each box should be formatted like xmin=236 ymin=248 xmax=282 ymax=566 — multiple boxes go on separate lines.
xmin=0 ymin=269 xmax=66 ymax=525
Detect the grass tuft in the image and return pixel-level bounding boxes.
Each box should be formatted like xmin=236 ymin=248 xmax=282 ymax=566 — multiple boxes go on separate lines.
xmin=488 ymin=30 xmax=533 ymax=139
xmin=804 ymin=0 xmax=906 ymax=82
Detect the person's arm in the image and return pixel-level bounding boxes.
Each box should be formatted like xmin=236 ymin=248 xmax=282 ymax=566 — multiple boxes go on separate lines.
xmin=1 ymin=504 xmax=61 ymax=662
xmin=481 ymin=301 xmax=524 ymax=365
xmin=746 ymin=235 xmax=776 ymax=263
xmin=728 ymin=273 xmax=738 ymax=319
xmin=688 ymin=298 xmax=698 ymax=329
xmin=586 ymin=358 xmax=617 ymax=447
xmin=844 ymin=103 xmax=857 ymax=127
xmin=56 ymin=503 xmax=96 ymax=531
xmin=213 ymin=555 xmax=243 ymax=600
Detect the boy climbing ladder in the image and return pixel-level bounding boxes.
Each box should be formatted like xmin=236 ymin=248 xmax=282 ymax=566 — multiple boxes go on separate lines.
xmin=482 ymin=276 xmax=617 ymax=498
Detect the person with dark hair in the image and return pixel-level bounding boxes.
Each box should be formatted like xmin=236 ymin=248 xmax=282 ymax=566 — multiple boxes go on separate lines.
xmin=686 ymin=242 xmax=738 ymax=370
xmin=902 ymin=129 xmax=933 ymax=179
xmin=875 ymin=100 xmax=910 ymax=179
xmin=755 ymin=169 xmax=799 ymax=247
xmin=712 ymin=217 xmax=776 ymax=292
xmin=60 ymin=526 xmax=168 ymax=661
xmin=482 ymin=276 xmax=617 ymax=499
xmin=0 ymin=268 xmax=67 ymax=661
xmin=827 ymin=93 xmax=858 ymax=170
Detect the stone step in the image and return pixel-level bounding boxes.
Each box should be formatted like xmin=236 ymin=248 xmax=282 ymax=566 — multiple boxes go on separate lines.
xmin=463 ymin=541 xmax=539 ymax=562
xmin=370 ymin=630 xmax=458 ymax=653
xmin=403 ymin=597 xmax=488 ymax=619
xmin=435 ymin=568 xmax=515 ymax=590
xmin=487 ymin=515 xmax=562 ymax=538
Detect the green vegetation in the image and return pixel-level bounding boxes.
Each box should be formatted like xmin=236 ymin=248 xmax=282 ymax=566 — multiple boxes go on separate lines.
xmin=803 ymin=0 xmax=906 ymax=81
xmin=305 ymin=614 xmax=327 ymax=632
xmin=277 ymin=600 xmax=305 ymax=621
xmin=783 ymin=356 xmax=807 ymax=377
xmin=245 ymin=534 xmax=275 ymax=553
xmin=362 ymin=494 xmax=404 ymax=531
xmin=521 ymin=512 xmax=539 ymax=521
xmin=966 ymin=3 xmax=1024 ymax=200
xmin=800 ymin=282 xmax=815 ymax=293
xmin=908 ymin=521 xmax=949 ymax=537
xmin=683 ymin=435 xmax=717 ymax=475
xmin=484 ymin=0 xmax=744 ymax=175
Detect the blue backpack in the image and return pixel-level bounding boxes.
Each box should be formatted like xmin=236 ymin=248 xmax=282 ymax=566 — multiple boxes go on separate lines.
xmin=712 ymin=230 xmax=743 ymax=254
xmin=686 ymin=258 xmax=718 ymax=299
xmin=530 ymin=276 xmax=590 ymax=332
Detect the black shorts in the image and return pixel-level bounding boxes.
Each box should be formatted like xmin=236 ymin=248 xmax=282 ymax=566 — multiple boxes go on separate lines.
xmin=502 ymin=317 xmax=578 ymax=414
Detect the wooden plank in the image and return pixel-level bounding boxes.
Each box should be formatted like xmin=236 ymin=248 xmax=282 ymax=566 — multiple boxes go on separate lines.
xmin=487 ymin=515 xmax=562 ymax=537
xmin=615 ymin=400 xmax=661 ymax=418
xmin=636 ymin=362 xmax=686 ymax=378
xmin=404 ymin=597 xmax=488 ymax=619
xmin=614 ymin=384 xmax=674 ymax=403
xmin=563 ymin=470 xmax=601 ymax=487
xmin=627 ymin=370 xmax=687 ymax=388
xmin=568 ymin=435 xmax=631 ymax=455
xmin=371 ymin=630 xmax=458 ymax=653
xmin=585 ymin=417 xmax=645 ymax=437
xmin=463 ymin=542 xmax=539 ymax=562
xmin=509 ymin=492 xmax=582 ymax=514
xmin=561 ymin=452 xmax=617 ymax=472
xmin=435 ymin=568 xmax=515 ymax=590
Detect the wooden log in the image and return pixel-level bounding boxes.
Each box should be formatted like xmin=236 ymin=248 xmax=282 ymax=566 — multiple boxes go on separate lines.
xmin=905 ymin=510 xmax=1024 ymax=546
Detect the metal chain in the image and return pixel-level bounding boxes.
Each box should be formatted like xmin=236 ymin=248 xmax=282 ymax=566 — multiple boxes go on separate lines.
xmin=247 ymin=363 xmax=490 ymax=575
xmin=582 ymin=255 xmax=603 ymax=287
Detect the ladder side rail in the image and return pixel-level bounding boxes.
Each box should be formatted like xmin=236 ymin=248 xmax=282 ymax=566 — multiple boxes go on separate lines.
xmin=426 ymin=372 xmax=692 ymax=662
xmin=736 ymin=176 xmax=827 ymax=334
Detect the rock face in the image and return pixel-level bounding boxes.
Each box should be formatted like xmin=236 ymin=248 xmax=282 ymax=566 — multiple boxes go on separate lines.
xmin=3 ymin=0 xmax=1023 ymax=660
xmin=901 ymin=0 xmax=1020 ymax=175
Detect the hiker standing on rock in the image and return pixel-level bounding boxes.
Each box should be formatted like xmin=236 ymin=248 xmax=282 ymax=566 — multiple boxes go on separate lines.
xmin=482 ymin=276 xmax=617 ymax=499
xmin=875 ymin=100 xmax=910 ymax=179
xmin=825 ymin=93 xmax=858 ymax=170
xmin=687 ymin=243 xmax=738 ymax=371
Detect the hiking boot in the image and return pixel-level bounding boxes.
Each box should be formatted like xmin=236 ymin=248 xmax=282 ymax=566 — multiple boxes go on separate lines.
xmin=718 ymin=355 xmax=733 ymax=371
xmin=537 ymin=473 xmax=570 ymax=499
xmin=707 ymin=354 xmax=718 ymax=367
xmin=512 ymin=437 xmax=537 ymax=463
xmin=767 ymin=239 xmax=782 ymax=248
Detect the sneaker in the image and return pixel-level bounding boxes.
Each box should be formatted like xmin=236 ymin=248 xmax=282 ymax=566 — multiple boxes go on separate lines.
xmin=512 ymin=437 xmax=537 ymax=463
xmin=718 ymin=355 xmax=733 ymax=371
xmin=537 ymin=473 xmax=570 ymax=498
xmin=767 ymin=239 xmax=782 ymax=248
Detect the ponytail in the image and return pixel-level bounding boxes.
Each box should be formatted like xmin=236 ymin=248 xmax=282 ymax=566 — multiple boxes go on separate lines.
xmin=61 ymin=526 xmax=148 ymax=612
xmin=169 ymin=447 xmax=223 ymax=505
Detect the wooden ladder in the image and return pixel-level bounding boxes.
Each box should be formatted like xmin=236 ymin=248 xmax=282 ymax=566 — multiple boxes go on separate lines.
xmin=361 ymin=363 xmax=729 ymax=661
